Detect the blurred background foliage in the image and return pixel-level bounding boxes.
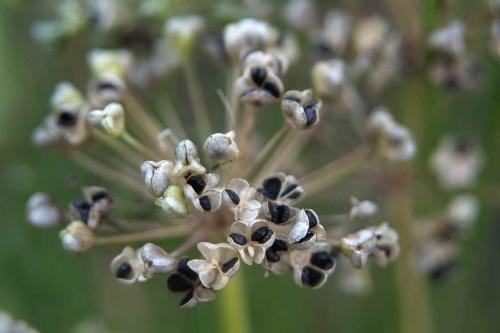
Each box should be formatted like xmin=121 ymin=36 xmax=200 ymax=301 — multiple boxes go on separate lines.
xmin=0 ymin=0 xmax=499 ymax=332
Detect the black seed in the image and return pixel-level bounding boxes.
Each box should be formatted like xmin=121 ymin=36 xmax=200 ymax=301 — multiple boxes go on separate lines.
xmin=221 ymin=257 xmax=239 ymax=273
xmin=310 ymin=251 xmax=335 ymax=270
xmin=429 ymin=260 xmax=457 ymax=282
xmin=179 ymin=289 xmax=194 ymax=307
xmin=251 ymin=227 xmax=274 ymax=244
xmin=301 ymin=267 xmax=324 ymax=287
xmin=115 ymin=262 xmax=132 ymax=279
xmin=229 ymin=233 xmax=247 ymax=246
xmin=298 ymin=230 xmax=314 ymax=243
xmin=268 ymin=202 xmax=290 ymax=224
xmin=262 ymin=82 xmax=281 ymax=98
xmin=287 ymin=190 xmax=303 ymax=200
xmin=177 ymin=258 xmax=198 ymax=281
xmin=303 ymin=98 xmax=319 ymax=108
xmin=305 ymin=210 xmax=318 ymax=228
xmin=284 ymin=96 xmax=301 ymax=103
xmin=259 ymin=177 xmax=282 ymax=200
xmin=97 ymin=81 xmax=118 ymax=92
xmin=187 ymin=175 xmax=206 ymax=195
xmin=265 ymin=249 xmax=281 ymax=262
xmin=304 ymin=107 xmax=317 ymax=127
xmin=271 ymin=239 xmax=289 ymax=252
xmin=91 ymin=191 xmax=109 ymax=202
xmin=250 ymin=67 xmax=267 ymax=86
xmin=71 ymin=199 xmax=91 ymax=222
xmin=167 ymin=273 xmax=193 ymax=292
xmin=281 ymin=184 xmax=298 ymax=198
xmin=57 ymin=112 xmax=77 ymax=128
xmin=225 ymin=189 xmax=240 ymax=205
xmin=199 ymin=196 xmax=212 ymax=211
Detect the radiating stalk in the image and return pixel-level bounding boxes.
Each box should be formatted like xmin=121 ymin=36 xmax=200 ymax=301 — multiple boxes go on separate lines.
xmin=182 ymin=57 xmax=212 ymax=140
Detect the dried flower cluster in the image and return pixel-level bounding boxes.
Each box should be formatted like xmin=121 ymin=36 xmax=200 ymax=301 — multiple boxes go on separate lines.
xmin=414 ymin=135 xmax=483 ymax=281
xmin=25 ymin=1 xmax=447 ymax=309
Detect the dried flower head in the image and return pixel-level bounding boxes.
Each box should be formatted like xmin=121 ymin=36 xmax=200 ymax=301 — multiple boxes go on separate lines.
xmin=28 ymin=11 xmax=411 ymax=310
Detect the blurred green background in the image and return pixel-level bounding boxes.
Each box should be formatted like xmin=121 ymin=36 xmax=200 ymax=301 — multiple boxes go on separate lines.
xmin=1 ymin=1 xmax=500 ymax=332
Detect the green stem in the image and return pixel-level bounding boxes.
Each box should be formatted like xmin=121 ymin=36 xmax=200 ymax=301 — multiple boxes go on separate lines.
xmin=218 ymin=273 xmax=251 ymax=333
xmin=182 ymin=57 xmax=212 ymax=140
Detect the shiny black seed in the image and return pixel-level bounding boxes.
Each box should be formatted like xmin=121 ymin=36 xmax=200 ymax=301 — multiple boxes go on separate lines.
xmin=310 ymin=251 xmax=335 ymax=270
xmin=303 ymin=98 xmax=319 ymax=108
xmin=281 ymin=184 xmax=297 ymax=197
xmin=305 ymin=210 xmax=318 ymax=228
xmin=225 ymin=189 xmax=240 ymax=205
xmin=298 ymin=231 xmax=314 ymax=243
xmin=199 ymin=196 xmax=212 ymax=211
xmin=97 ymin=81 xmax=118 ymax=92
xmin=177 ymin=258 xmax=198 ymax=281
xmin=221 ymin=257 xmax=239 ymax=273
xmin=187 ymin=175 xmax=206 ymax=195
xmin=262 ymin=82 xmax=281 ymax=98
xmin=429 ymin=260 xmax=457 ymax=282
xmin=229 ymin=233 xmax=247 ymax=246
xmin=115 ymin=262 xmax=132 ymax=279
xmin=304 ymin=107 xmax=317 ymax=127
xmin=251 ymin=227 xmax=274 ymax=244
xmin=271 ymin=239 xmax=289 ymax=252
xmin=287 ymin=190 xmax=303 ymax=200
xmin=250 ymin=67 xmax=267 ymax=86
xmin=91 ymin=191 xmax=109 ymax=202
xmin=268 ymin=202 xmax=290 ymax=224
xmin=71 ymin=199 xmax=91 ymax=222
xmin=57 ymin=112 xmax=77 ymax=128
xmin=179 ymin=289 xmax=194 ymax=307
xmin=284 ymin=96 xmax=301 ymax=103
xmin=301 ymin=267 xmax=324 ymax=287
xmin=259 ymin=177 xmax=282 ymax=200
xmin=167 ymin=273 xmax=193 ymax=292
xmin=265 ymin=249 xmax=281 ymax=262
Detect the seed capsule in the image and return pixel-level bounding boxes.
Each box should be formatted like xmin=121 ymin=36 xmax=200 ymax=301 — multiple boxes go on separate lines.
xmin=59 ymin=221 xmax=95 ymax=254
xmin=203 ymin=131 xmax=240 ymax=166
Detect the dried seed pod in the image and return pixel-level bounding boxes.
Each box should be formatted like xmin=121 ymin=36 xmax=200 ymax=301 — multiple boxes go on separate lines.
xmin=141 ymin=160 xmax=174 ymax=197
xmin=88 ymin=102 xmax=125 ymax=138
xmin=87 ymin=49 xmax=133 ymax=80
xmin=203 ymin=131 xmax=240 ymax=166
xmin=281 ymin=89 xmax=322 ymax=129
xmin=187 ymin=242 xmax=240 ymax=290
xmin=223 ymin=18 xmax=279 ymax=62
xmin=311 ymin=59 xmax=346 ymax=98
xmin=26 ymin=192 xmax=62 ymax=228
xmin=59 ymin=221 xmax=95 ymax=254
xmin=155 ymin=185 xmax=188 ymax=218
xmin=165 ymin=16 xmax=204 ymax=54
xmin=173 ymin=140 xmax=206 ymax=178
xmin=349 ymin=197 xmax=378 ymax=220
